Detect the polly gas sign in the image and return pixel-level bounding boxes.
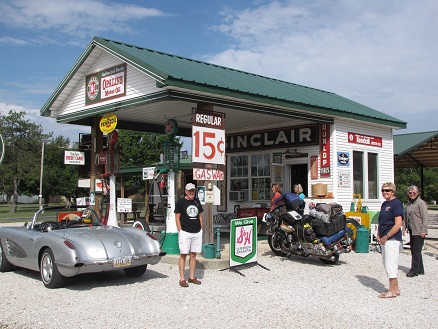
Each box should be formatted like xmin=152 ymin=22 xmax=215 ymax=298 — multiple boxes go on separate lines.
xmin=85 ymin=63 xmax=127 ymax=105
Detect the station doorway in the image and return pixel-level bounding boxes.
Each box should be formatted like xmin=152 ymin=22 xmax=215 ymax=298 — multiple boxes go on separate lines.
xmin=288 ymin=163 xmax=309 ymax=197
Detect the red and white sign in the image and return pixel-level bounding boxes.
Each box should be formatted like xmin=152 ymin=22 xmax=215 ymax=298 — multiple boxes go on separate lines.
xmin=64 ymin=151 xmax=85 ymax=165
xmin=96 ymin=179 xmax=109 ymax=194
xmin=85 ymin=63 xmax=127 ymax=105
xmin=348 ymin=132 xmax=382 ymax=147
xmin=320 ymin=124 xmax=331 ymax=177
xmin=193 ymin=168 xmax=224 ymax=181
xmin=192 ymin=125 xmax=225 ymax=164
xmin=101 ymin=70 xmax=125 ymax=100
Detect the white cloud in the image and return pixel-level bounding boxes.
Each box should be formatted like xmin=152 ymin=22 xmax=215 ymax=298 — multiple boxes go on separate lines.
xmin=0 ymin=0 xmax=166 ymax=38
xmin=206 ymin=0 xmax=438 ymax=132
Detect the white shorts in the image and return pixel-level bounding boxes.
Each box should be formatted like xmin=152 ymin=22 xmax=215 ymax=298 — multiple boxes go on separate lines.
xmin=178 ymin=229 xmax=203 ymax=254
xmin=381 ymin=239 xmax=400 ymax=278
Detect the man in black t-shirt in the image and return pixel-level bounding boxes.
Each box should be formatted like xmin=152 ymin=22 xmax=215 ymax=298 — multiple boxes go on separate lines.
xmin=175 ymin=183 xmax=203 ymax=287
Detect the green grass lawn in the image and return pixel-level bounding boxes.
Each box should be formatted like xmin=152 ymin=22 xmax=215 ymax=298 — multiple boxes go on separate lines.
xmin=0 ymin=204 xmax=60 ymax=222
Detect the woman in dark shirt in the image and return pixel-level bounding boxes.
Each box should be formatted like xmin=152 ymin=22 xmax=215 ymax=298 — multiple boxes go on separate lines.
xmin=377 ymin=182 xmax=403 ymax=298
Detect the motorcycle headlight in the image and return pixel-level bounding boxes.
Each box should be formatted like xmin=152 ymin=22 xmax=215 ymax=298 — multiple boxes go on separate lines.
xmin=263 ymin=212 xmax=272 ymax=223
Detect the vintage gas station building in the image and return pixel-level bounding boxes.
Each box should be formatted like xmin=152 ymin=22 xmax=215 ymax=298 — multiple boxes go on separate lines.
xmin=41 ymin=36 xmax=407 ymax=228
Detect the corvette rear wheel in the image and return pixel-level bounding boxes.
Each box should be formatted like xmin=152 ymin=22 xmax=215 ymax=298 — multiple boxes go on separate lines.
xmin=124 ymin=264 xmax=147 ymax=277
xmin=0 ymin=239 xmax=14 ymax=272
xmin=40 ymin=248 xmax=65 ymax=289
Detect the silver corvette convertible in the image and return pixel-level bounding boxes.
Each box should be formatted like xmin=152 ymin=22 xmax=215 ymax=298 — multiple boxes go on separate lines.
xmin=0 ymin=205 xmax=166 ymax=288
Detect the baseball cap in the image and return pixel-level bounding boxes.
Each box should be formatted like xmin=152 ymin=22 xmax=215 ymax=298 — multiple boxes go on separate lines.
xmin=185 ymin=183 xmax=196 ymax=190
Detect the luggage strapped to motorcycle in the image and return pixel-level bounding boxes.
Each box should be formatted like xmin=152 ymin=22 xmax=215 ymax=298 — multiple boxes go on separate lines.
xmin=315 ymin=202 xmax=343 ymax=218
xmin=273 ymin=192 xmax=305 ymax=214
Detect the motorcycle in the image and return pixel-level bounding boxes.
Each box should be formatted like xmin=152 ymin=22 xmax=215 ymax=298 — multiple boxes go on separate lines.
xmin=264 ymin=194 xmax=358 ymax=265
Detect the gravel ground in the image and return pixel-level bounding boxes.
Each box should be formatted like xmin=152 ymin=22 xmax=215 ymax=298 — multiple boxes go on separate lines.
xmin=1 ymin=224 xmax=437 ymax=329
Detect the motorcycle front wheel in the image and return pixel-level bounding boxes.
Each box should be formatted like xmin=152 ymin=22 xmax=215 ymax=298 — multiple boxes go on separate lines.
xmin=267 ymin=232 xmax=288 ymax=257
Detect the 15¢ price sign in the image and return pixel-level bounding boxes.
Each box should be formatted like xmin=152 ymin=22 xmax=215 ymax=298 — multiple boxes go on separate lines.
xmin=192 ymin=125 xmax=225 ymax=164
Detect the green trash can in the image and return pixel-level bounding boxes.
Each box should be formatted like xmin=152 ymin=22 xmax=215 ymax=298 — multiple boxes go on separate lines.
xmin=202 ymin=243 xmax=215 ymax=259
xmin=355 ymin=225 xmax=369 ymax=253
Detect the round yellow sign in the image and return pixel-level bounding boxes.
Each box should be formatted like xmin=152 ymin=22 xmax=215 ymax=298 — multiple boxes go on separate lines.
xmin=99 ymin=113 xmax=117 ymax=133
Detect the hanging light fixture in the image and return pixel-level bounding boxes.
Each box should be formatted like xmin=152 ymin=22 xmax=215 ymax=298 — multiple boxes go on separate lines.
xmin=283 ymin=148 xmax=308 ymax=158
xmin=283 ymin=148 xmax=298 ymax=156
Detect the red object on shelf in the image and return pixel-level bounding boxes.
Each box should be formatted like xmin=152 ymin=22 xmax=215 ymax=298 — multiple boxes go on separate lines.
xmin=237 ymin=208 xmax=269 ymax=220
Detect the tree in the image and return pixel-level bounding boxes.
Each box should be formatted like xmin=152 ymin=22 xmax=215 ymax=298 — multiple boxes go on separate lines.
xmin=42 ymin=136 xmax=83 ymax=203
xmin=0 ymin=110 xmax=49 ymax=212
xmin=117 ymin=130 xmax=180 ymax=193
xmin=395 ymin=167 xmax=438 ymax=203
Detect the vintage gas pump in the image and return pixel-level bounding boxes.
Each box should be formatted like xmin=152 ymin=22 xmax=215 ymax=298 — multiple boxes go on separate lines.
xmin=103 ymin=129 xmax=120 ymax=226
xmin=160 ymin=119 xmax=182 ymax=254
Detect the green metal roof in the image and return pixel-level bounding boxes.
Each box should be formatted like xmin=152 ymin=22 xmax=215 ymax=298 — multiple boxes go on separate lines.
xmin=394 ymin=131 xmax=438 ymax=168
xmin=394 ymin=131 xmax=438 ymax=155
xmin=41 ymin=36 xmax=407 ymax=129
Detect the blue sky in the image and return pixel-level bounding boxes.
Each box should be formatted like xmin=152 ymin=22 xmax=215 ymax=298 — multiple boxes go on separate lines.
xmin=0 ymin=0 xmax=437 ymax=145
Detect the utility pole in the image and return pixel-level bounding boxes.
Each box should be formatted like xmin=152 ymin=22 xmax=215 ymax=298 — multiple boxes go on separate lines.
xmin=39 ymin=142 xmax=44 ymax=210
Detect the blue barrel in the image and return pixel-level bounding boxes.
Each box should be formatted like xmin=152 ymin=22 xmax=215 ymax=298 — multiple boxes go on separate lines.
xmin=355 ymin=225 xmax=369 ymax=253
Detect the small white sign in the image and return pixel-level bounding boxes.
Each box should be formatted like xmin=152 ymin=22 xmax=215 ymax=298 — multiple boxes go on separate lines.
xmin=338 ymin=171 xmax=351 ymax=188
xmin=64 ymin=151 xmax=85 ymax=165
xmin=117 ymin=198 xmax=132 ymax=213
xmin=143 ymin=167 xmax=156 ymax=180
xmin=205 ymin=190 xmax=214 ymax=203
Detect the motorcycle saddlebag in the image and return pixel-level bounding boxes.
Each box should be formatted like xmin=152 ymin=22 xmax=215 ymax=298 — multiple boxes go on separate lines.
xmin=311 ymin=214 xmax=346 ymax=236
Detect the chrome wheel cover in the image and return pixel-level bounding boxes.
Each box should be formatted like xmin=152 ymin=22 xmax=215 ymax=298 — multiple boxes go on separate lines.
xmin=41 ymin=253 xmax=54 ymax=283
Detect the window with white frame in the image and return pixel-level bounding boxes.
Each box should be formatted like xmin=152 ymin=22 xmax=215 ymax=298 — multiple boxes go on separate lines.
xmin=353 ymin=151 xmax=379 ymax=199
xmin=251 ymin=153 xmax=271 ymax=201
xmin=230 ymin=155 xmax=248 ymax=192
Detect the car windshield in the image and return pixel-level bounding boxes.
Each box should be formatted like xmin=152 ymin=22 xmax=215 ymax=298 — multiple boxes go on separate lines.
xmin=29 ymin=205 xmax=102 ymax=231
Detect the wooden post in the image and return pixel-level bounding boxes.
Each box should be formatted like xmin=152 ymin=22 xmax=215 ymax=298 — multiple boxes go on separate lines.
xmin=197 ymin=103 xmax=215 ymax=245
xmin=204 ymin=180 xmax=214 ymax=244
xmin=144 ymin=179 xmax=149 ymax=223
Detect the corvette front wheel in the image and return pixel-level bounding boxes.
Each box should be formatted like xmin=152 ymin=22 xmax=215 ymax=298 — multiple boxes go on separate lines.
xmin=0 ymin=239 xmax=13 ymax=272
xmin=40 ymin=248 xmax=65 ymax=289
